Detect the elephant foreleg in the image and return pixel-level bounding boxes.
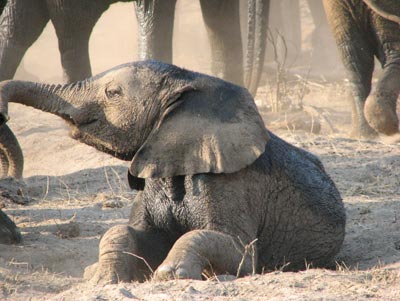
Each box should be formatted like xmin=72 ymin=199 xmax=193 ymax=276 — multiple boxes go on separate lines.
xmin=323 ymin=0 xmax=377 ymax=138
xmin=155 ymin=229 xmax=256 ymax=280
xmin=0 ymin=0 xmax=49 ymax=81
xmin=84 ymin=224 xmax=172 ymax=284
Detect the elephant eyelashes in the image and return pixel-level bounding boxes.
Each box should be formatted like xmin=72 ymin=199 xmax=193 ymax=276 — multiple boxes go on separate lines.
xmin=105 ymin=86 xmax=123 ymax=99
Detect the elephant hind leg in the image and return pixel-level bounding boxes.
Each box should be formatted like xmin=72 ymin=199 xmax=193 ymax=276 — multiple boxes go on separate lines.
xmin=364 ymin=13 xmax=400 ymax=136
xmin=155 ymin=230 xmax=256 ymax=280
xmin=324 ymin=0 xmax=378 ymax=138
xmin=48 ymin=1 xmax=110 ymax=83
xmin=365 ymin=60 xmax=400 ymax=135
xmin=0 ymin=0 xmax=49 ymax=80
xmin=340 ymin=42 xmax=378 ymax=139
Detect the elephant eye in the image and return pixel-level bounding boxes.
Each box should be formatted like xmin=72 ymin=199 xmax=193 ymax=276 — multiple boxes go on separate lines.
xmin=105 ymin=86 xmax=123 ymax=99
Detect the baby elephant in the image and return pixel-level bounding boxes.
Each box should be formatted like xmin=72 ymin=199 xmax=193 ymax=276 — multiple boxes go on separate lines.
xmin=0 ymin=61 xmax=345 ymax=282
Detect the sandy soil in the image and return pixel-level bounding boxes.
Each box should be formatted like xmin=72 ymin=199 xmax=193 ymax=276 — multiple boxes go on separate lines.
xmin=1 ymin=1 xmax=400 ymax=301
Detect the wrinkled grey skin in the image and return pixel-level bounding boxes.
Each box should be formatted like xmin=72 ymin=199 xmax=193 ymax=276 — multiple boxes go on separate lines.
xmin=136 ymin=0 xmax=269 ymax=95
xmin=0 ymin=61 xmax=345 ymax=281
xmin=324 ymin=0 xmax=400 ymax=139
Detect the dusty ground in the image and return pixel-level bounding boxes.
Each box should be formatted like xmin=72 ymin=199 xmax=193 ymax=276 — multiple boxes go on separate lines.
xmin=1 ymin=1 xmax=400 ymax=301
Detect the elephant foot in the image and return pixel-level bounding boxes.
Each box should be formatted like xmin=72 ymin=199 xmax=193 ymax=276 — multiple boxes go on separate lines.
xmin=84 ymin=261 xmax=127 ymax=285
xmin=84 ymin=225 xmax=138 ymax=284
xmin=349 ymin=125 xmax=378 ymax=140
xmin=154 ymin=257 xmax=203 ymax=281
xmin=154 ymin=229 xmax=246 ymax=281
xmin=365 ymin=95 xmax=399 ymax=136
xmin=83 ymin=262 xmax=119 ymax=285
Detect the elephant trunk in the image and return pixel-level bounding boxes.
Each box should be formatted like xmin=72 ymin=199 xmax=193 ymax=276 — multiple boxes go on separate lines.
xmin=244 ymin=0 xmax=269 ymax=96
xmin=0 ymin=79 xmax=88 ymax=125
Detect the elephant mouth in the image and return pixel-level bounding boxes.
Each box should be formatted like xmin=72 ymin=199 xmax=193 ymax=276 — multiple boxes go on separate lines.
xmin=60 ymin=113 xmax=135 ymax=161
xmin=60 ymin=113 xmax=97 ymax=138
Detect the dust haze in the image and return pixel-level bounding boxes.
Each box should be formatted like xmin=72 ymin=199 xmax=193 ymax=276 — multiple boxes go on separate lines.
xmin=15 ymin=2 xmax=211 ymax=83
xmin=14 ymin=1 xmax=342 ymax=84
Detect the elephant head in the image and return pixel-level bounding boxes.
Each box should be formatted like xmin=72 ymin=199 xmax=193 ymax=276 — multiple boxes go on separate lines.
xmin=0 ymin=60 xmax=269 ymax=181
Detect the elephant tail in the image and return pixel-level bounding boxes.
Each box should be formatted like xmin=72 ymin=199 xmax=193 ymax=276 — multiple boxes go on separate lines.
xmin=244 ymin=0 xmax=269 ymax=96
xmin=363 ymin=0 xmax=400 ymax=24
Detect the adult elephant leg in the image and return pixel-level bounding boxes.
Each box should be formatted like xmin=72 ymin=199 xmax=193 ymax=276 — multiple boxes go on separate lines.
xmin=155 ymin=229 xmax=256 ymax=280
xmin=134 ymin=0 xmax=177 ymax=63
xmin=364 ymin=13 xmax=400 ymax=135
xmin=199 ymin=0 xmax=244 ymax=86
xmin=324 ymin=0 xmax=377 ymax=139
xmin=48 ymin=0 xmax=110 ymax=83
xmin=0 ymin=0 xmax=49 ymax=81
xmin=85 ymin=224 xmax=172 ymax=284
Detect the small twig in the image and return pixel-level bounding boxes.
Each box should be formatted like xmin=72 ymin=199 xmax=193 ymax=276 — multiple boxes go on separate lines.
xmin=303 ymin=105 xmax=338 ymax=134
xmin=42 ymin=176 xmax=50 ymax=201
xmin=236 ymin=238 xmax=258 ymax=277
xmin=104 ymin=167 xmax=115 ymax=196
xmin=123 ymin=251 xmax=154 ymax=274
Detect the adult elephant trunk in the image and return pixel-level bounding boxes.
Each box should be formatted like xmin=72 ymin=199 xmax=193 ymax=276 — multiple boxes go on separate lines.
xmin=363 ymin=0 xmax=400 ymax=24
xmin=244 ymin=0 xmax=269 ymax=96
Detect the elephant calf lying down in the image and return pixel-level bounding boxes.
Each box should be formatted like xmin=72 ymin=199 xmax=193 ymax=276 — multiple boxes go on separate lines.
xmin=0 ymin=60 xmax=346 ymax=282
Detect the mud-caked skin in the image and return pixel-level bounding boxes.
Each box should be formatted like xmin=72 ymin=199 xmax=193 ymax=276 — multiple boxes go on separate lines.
xmin=323 ymin=0 xmax=400 ymax=139
xmin=0 ymin=61 xmax=345 ymax=281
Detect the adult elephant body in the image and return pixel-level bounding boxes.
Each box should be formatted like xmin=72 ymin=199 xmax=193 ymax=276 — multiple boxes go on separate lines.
xmin=0 ymin=61 xmax=345 ymax=281
xmin=324 ymin=0 xmax=400 ymax=138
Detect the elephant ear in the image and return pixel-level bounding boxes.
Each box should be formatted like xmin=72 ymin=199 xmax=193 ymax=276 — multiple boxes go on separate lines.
xmin=129 ymin=80 xmax=269 ymax=179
